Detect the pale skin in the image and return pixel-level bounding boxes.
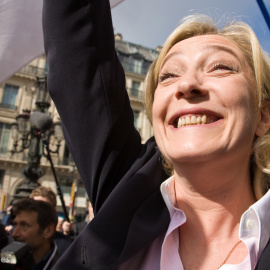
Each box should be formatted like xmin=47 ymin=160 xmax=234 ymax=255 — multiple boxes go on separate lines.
xmin=152 ymin=35 xmax=270 ymax=269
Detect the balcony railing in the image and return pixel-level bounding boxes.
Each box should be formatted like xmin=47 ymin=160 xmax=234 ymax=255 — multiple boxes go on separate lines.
xmin=0 ymin=147 xmax=9 ymax=158
xmin=62 ymin=155 xmax=74 ymax=166
xmin=17 ymin=65 xmax=48 ymax=78
xmin=0 ymin=103 xmax=17 ymax=110
xmin=120 ymin=62 xmax=149 ymax=75
xmin=127 ymin=88 xmax=144 ymax=101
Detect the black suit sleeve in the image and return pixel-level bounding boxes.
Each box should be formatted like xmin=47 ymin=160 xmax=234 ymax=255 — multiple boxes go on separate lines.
xmin=42 ymin=0 xmax=142 ymax=212
xmin=43 ymin=1 xmax=170 ymax=269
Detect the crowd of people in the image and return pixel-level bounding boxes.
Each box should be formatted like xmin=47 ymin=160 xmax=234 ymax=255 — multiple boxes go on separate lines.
xmin=0 ymin=186 xmax=93 ymax=270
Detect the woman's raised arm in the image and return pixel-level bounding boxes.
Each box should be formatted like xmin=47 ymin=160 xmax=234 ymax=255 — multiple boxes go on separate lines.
xmin=42 ymin=0 xmax=141 ymax=212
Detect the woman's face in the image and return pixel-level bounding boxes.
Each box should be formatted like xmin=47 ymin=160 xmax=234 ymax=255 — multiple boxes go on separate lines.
xmin=152 ymin=35 xmax=263 ymax=167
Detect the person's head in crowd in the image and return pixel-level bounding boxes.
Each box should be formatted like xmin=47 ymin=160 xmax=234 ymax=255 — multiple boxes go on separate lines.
xmin=30 ymin=186 xmax=75 ymax=236
xmin=29 ymin=186 xmax=57 ymax=209
xmin=145 ymin=14 xmax=270 ymax=200
xmin=11 ymin=198 xmax=58 ymax=263
xmin=2 ymin=202 xmax=16 ymax=234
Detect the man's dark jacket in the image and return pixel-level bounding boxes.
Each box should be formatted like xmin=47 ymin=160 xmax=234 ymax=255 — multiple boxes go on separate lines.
xmin=42 ymin=0 xmax=270 ymax=269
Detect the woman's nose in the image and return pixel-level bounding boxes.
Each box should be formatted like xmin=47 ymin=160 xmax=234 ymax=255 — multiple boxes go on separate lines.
xmin=175 ymin=71 xmax=208 ymax=99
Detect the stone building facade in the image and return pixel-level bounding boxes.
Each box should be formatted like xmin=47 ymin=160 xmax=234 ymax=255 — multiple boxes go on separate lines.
xmin=0 ymin=36 xmax=158 ymax=218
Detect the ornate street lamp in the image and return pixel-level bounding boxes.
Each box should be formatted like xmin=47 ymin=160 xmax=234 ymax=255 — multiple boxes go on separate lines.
xmin=10 ymin=77 xmax=64 ymax=204
xmin=10 ymin=111 xmax=31 ymax=155
xmin=35 ymin=77 xmax=51 ymax=112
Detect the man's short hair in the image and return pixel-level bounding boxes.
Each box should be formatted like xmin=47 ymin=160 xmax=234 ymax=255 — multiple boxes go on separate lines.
xmin=29 ymin=186 xmax=57 ymax=208
xmin=13 ymin=198 xmax=58 ymax=232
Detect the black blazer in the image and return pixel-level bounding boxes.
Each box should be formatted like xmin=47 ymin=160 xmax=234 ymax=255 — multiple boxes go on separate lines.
xmin=43 ymin=0 xmax=169 ymax=269
xmin=42 ymin=0 xmax=270 ymax=269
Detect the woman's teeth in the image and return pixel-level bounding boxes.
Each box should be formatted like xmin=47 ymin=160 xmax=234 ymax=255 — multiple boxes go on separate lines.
xmin=177 ymin=115 xmax=207 ymax=127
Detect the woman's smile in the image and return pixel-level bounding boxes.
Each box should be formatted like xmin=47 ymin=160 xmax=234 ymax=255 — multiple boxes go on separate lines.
xmin=168 ymin=108 xmax=223 ymax=128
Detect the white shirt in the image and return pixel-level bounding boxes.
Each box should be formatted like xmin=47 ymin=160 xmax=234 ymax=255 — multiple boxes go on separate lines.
xmin=118 ymin=176 xmax=270 ymax=269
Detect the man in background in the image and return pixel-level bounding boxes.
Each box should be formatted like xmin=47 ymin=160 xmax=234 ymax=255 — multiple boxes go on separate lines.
xmin=11 ymin=198 xmax=60 ymax=270
xmin=29 ymin=186 xmax=73 ymax=254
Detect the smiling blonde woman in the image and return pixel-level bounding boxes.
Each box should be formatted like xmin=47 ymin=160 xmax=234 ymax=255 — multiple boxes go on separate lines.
xmin=43 ymin=0 xmax=270 ymax=269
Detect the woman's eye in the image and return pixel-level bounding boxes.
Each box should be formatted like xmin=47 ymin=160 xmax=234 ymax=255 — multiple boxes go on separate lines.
xmin=158 ymin=73 xmax=176 ymax=82
xmin=216 ymin=65 xmax=231 ymax=70
xmin=211 ymin=63 xmax=235 ymax=72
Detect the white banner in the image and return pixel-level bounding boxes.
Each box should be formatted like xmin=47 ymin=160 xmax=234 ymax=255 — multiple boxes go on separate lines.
xmin=0 ymin=0 xmax=124 ymax=83
xmin=110 ymin=0 xmax=125 ymax=8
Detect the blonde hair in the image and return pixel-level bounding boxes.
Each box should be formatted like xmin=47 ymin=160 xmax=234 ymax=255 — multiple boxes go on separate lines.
xmin=145 ymin=14 xmax=270 ymax=199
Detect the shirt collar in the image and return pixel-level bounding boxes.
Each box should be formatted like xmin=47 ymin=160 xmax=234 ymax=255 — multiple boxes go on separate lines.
xmin=160 ymin=176 xmax=270 ymax=266
xmin=240 ymin=189 xmax=270 ymax=258
xmin=160 ymin=176 xmax=176 ymax=218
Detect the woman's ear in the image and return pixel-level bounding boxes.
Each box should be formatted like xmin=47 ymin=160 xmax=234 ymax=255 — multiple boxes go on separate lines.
xmin=256 ymin=102 xmax=270 ymax=137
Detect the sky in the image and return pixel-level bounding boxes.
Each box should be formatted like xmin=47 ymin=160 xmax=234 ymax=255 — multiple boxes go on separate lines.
xmin=111 ymin=0 xmax=270 ymax=53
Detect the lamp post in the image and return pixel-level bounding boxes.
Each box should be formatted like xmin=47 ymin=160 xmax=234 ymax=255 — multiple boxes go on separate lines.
xmin=10 ymin=77 xmax=64 ymax=201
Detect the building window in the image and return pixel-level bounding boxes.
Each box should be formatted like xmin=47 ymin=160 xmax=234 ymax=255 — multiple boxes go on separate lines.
xmin=133 ymin=110 xmax=140 ymax=131
xmin=132 ymin=59 xmax=142 ymax=74
xmin=1 ymin=84 xmax=19 ymax=110
xmin=62 ymin=144 xmax=74 ymax=165
xmin=131 ymin=81 xmax=141 ymax=97
xmin=45 ymin=61 xmax=49 ymax=74
xmin=118 ymin=54 xmax=132 ymax=73
xmin=0 ymin=123 xmax=11 ymax=155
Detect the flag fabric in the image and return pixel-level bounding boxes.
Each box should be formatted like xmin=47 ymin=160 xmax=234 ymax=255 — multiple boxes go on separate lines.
xmin=0 ymin=0 xmax=124 ymax=83
xmin=110 ymin=0 xmax=125 ymax=8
